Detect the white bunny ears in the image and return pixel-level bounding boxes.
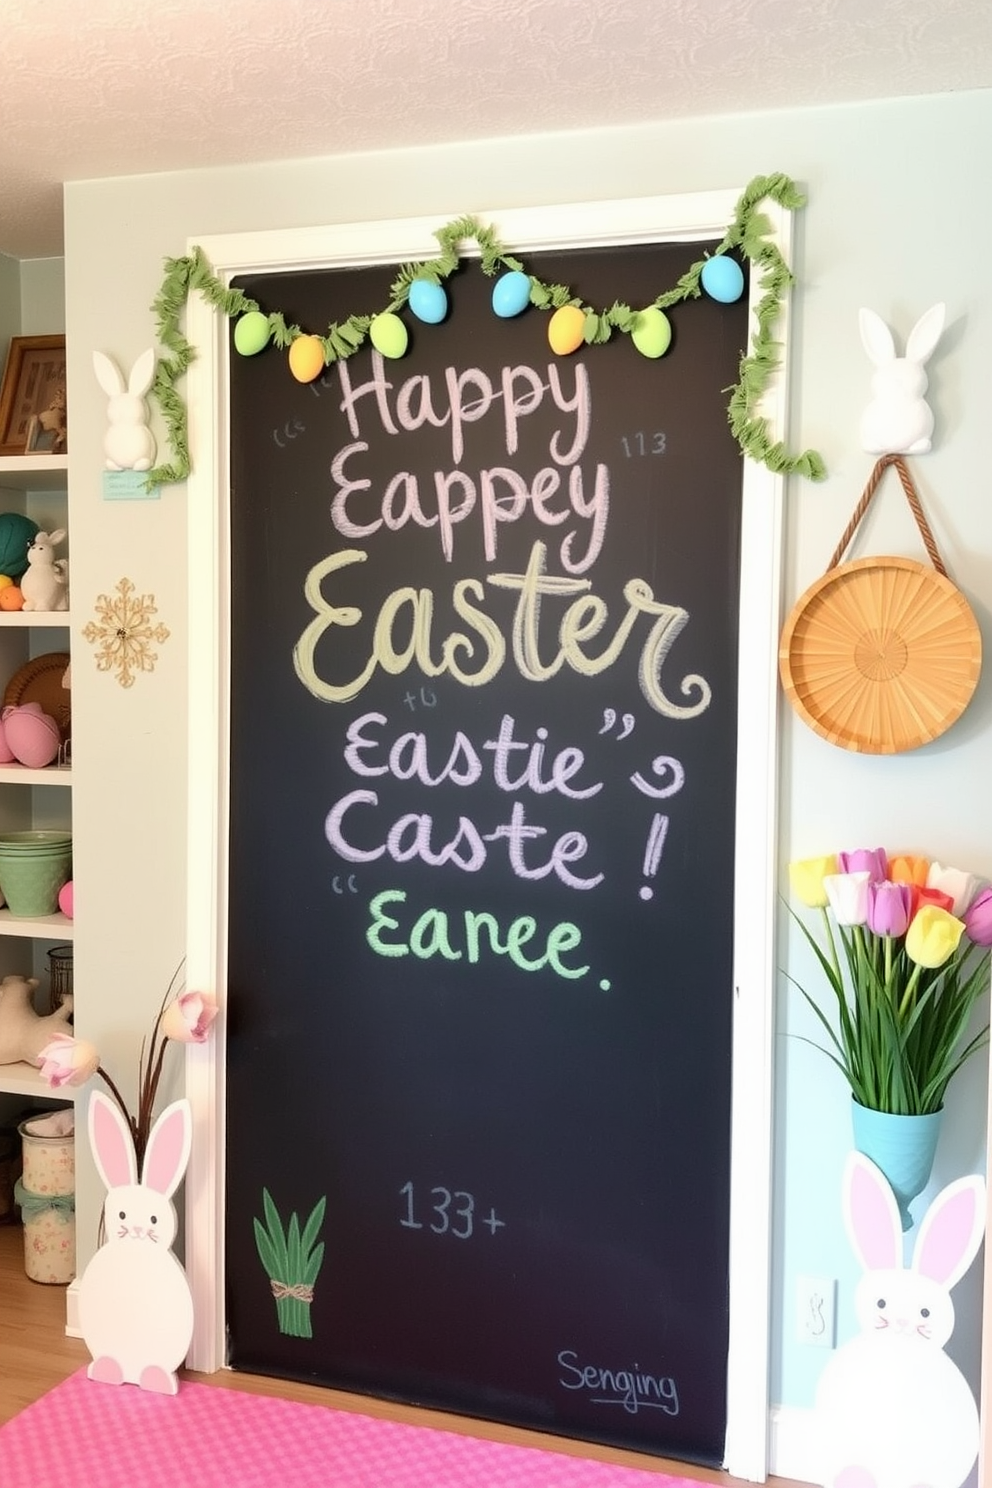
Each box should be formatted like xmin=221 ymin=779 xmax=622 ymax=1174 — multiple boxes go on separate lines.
xmin=92 ymin=348 xmax=156 ymax=403
xmin=859 ymin=303 xmax=945 ymax=455
xmin=843 ymin=1150 xmax=985 ymax=1286
xmin=88 ymin=1089 xmax=192 ymax=1197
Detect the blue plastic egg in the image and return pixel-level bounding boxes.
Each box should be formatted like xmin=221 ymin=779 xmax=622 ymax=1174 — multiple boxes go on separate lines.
xmin=408 ymin=279 xmax=448 ymax=325
xmin=700 ymin=255 xmax=745 ymax=304
xmin=492 ymin=270 xmax=531 ymax=319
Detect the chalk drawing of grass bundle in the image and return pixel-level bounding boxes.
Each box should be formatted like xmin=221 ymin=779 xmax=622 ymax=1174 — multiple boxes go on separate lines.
xmin=253 ymin=1188 xmax=327 ymax=1338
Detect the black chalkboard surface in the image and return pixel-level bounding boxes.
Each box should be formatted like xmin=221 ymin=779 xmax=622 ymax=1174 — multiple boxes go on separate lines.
xmin=224 ymin=239 xmax=748 ymax=1467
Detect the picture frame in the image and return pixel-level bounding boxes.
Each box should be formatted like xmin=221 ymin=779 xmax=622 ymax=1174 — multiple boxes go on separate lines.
xmin=0 ymin=334 xmax=67 ymax=457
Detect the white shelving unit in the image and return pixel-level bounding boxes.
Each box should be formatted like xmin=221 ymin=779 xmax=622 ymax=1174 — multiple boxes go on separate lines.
xmin=0 ymin=450 xmax=74 ymax=1106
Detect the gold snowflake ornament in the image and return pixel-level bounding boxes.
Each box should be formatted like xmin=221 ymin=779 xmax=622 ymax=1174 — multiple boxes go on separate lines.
xmin=83 ymin=578 xmax=170 ymax=688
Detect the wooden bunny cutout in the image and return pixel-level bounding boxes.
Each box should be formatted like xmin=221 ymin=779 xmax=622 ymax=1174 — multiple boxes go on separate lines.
xmin=78 ymin=1091 xmax=194 ymax=1393
xmin=815 ymin=1150 xmax=985 ymax=1488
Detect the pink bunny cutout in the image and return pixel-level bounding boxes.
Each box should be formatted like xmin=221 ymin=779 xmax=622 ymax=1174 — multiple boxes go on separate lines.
xmin=815 ymin=1150 xmax=985 ymax=1488
xmin=78 ymin=1090 xmax=195 ymax=1394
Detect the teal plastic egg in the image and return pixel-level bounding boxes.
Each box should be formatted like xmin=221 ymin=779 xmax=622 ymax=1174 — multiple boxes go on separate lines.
xmin=369 ymin=312 xmax=409 ymax=360
xmin=701 ymin=256 xmax=745 ymax=304
xmin=492 ymin=271 xmax=531 ymax=319
xmin=408 ymin=279 xmax=448 ymax=325
xmin=233 ymin=310 xmax=271 ymax=356
xmin=0 ymin=513 xmax=38 ymax=579
xmin=631 ymin=308 xmax=672 ymax=359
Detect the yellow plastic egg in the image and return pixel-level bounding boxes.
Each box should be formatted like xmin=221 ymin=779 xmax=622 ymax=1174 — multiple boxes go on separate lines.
xmin=369 ymin=312 xmax=409 ymax=360
xmin=0 ymin=575 xmax=12 ymax=593
xmin=631 ymin=308 xmax=673 ymax=359
xmin=547 ymin=305 xmax=586 ymax=356
xmin=288 ymin=335 xmax=326 ymax=384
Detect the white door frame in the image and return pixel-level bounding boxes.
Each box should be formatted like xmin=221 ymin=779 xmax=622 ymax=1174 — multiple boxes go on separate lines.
xmin=183 ymin=190 xmax=791 ymax=1482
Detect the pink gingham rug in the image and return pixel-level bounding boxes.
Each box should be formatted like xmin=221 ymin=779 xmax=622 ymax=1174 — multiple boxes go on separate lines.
xmin=0 ymin=1369 xmax=705 ymax=1488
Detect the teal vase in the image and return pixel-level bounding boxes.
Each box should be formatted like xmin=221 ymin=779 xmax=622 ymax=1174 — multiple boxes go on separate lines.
xmin=850 ymin=1101 xmax=943 ymax=1231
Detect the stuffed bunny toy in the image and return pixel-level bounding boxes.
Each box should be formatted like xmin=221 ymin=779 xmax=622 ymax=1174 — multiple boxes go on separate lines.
xmin=20 ymin=528 xmax=69 ymax=612
xmin=815 ymin=1150 xmax=985 ymax=1488
xmin=859 ymin=302 xmax=945 ymax=455
xmin=92 ymin=348 xmax=158 ymax=471
xmin=0 ymin=974 xmax=73 ymax=1063
xmin=78 ymin=1091 xmax=194 ymax=1394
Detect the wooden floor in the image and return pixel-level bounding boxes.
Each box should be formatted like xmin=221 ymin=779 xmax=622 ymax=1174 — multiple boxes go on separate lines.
xmin=0 ymin=1221 xmax=808 ymax=1485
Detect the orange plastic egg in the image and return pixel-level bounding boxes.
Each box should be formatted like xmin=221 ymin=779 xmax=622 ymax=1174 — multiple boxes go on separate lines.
xmin=548 ymin=305 xmax=586 ymax=356
xmin=0 ymin=585 xmax=23 ymax=610
xmin=288 ymin=335 xmax=326 ymax=384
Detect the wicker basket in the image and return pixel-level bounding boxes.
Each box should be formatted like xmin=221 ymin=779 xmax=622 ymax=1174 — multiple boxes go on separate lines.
xmin=779 ymin=456 xmax=982 ymax=754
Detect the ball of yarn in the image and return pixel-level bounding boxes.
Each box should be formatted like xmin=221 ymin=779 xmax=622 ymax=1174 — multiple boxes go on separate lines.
xmin=0 ymin=514 xmax=39 ymax=579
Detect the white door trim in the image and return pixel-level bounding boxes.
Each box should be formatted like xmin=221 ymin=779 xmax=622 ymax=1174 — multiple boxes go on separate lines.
xmin=184 ymin=189 xmax=791 ymax=1481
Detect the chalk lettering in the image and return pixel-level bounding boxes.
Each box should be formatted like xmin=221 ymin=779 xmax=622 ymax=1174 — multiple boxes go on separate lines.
xmin=366 ymin=889 xmax=588 ymax=979
xmin=557 ymin=1349 xmax=679 ymax=1416
xmin=326 ymin=792 xmax=602 ymax=889
xmin=293 ymin=541 xmax=712 ymax=719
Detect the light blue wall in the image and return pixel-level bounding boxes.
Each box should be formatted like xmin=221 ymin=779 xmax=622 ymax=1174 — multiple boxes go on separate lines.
xmin=63 ymin=87 xmax=992 ymax=1422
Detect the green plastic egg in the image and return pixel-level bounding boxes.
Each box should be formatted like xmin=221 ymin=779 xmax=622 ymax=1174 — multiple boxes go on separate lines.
xmin=369 ymin=312 xmax=409 ymax=360
xmin=631 ymin=308 xmax=672 ymax=359
xmin=0 ymin=513 xmax=39 ymax=579
xmin=234 ymin=310 xmax=271 ymax=356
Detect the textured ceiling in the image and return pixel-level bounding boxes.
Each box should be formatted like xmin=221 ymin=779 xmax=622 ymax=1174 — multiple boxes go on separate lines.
xmin=2 ymin=0 xmax=991 ymax=259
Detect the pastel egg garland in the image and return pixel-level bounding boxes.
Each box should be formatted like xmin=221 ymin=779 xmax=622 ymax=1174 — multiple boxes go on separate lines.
xmin=148 ymin=176 xmax=829 ymax=484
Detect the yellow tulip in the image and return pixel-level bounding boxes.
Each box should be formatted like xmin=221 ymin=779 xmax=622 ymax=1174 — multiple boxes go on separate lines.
xmin=905 ymin=905 xmax=965 ymax=969
xmin=789 ymin=856 xmax=838 ymax=908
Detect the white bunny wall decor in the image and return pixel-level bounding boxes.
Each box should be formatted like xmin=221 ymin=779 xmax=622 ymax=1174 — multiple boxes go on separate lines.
xmin=78 ymin=1090 xmax=194 ymax=1394
xmin=859 ymin=302 xmax=945 ymax=454
xmin=92 ymin=348 xmax=158 ymax=471
xmin=814 ymin=1150 xmax=985 ymax=1488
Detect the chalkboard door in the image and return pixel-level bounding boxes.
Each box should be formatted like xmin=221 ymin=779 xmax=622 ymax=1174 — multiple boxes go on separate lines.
xmin=218 ymin=219 xmax=759 ymax=1467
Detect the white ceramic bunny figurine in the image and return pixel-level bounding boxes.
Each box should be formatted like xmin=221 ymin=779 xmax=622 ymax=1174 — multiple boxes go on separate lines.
xmin=814 ymin=1150 xmax=985 ymax=1488
xmin=20 ymin=528 xmax=69 ymax=612
xmin=92 ymin=348 xmax=158 ymax=471
xmin=859 ymin=302 xmax=945 ymax=454
xmin=78 ymin=1090 xmax=194 ymax=1394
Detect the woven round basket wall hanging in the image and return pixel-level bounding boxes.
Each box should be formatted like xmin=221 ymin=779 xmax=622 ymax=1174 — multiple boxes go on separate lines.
xmin=779 ymin=454 xmax=982 ymax=754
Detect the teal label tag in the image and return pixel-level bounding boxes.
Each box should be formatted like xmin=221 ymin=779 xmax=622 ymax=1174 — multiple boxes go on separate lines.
xmin=102 ymin=470 xmax=159 ymax=501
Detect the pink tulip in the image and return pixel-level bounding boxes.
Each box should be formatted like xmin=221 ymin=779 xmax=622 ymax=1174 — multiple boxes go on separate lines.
xmin=838 ymin=848 xmax=888 ymax=882
xmin=36 ymin=1033 xmax=101 ymax=1088
xmin=159 ymin=990 xmax=218 ymax=1044
xmin=867 ymin=880 xmax=913 ymax=938
xmin=963 ymin=887 xmax=992 ymax=947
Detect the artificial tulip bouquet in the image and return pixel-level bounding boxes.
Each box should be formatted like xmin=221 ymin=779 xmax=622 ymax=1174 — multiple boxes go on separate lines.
xmin=789 ymin=849 xmax=992 ymax=1116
